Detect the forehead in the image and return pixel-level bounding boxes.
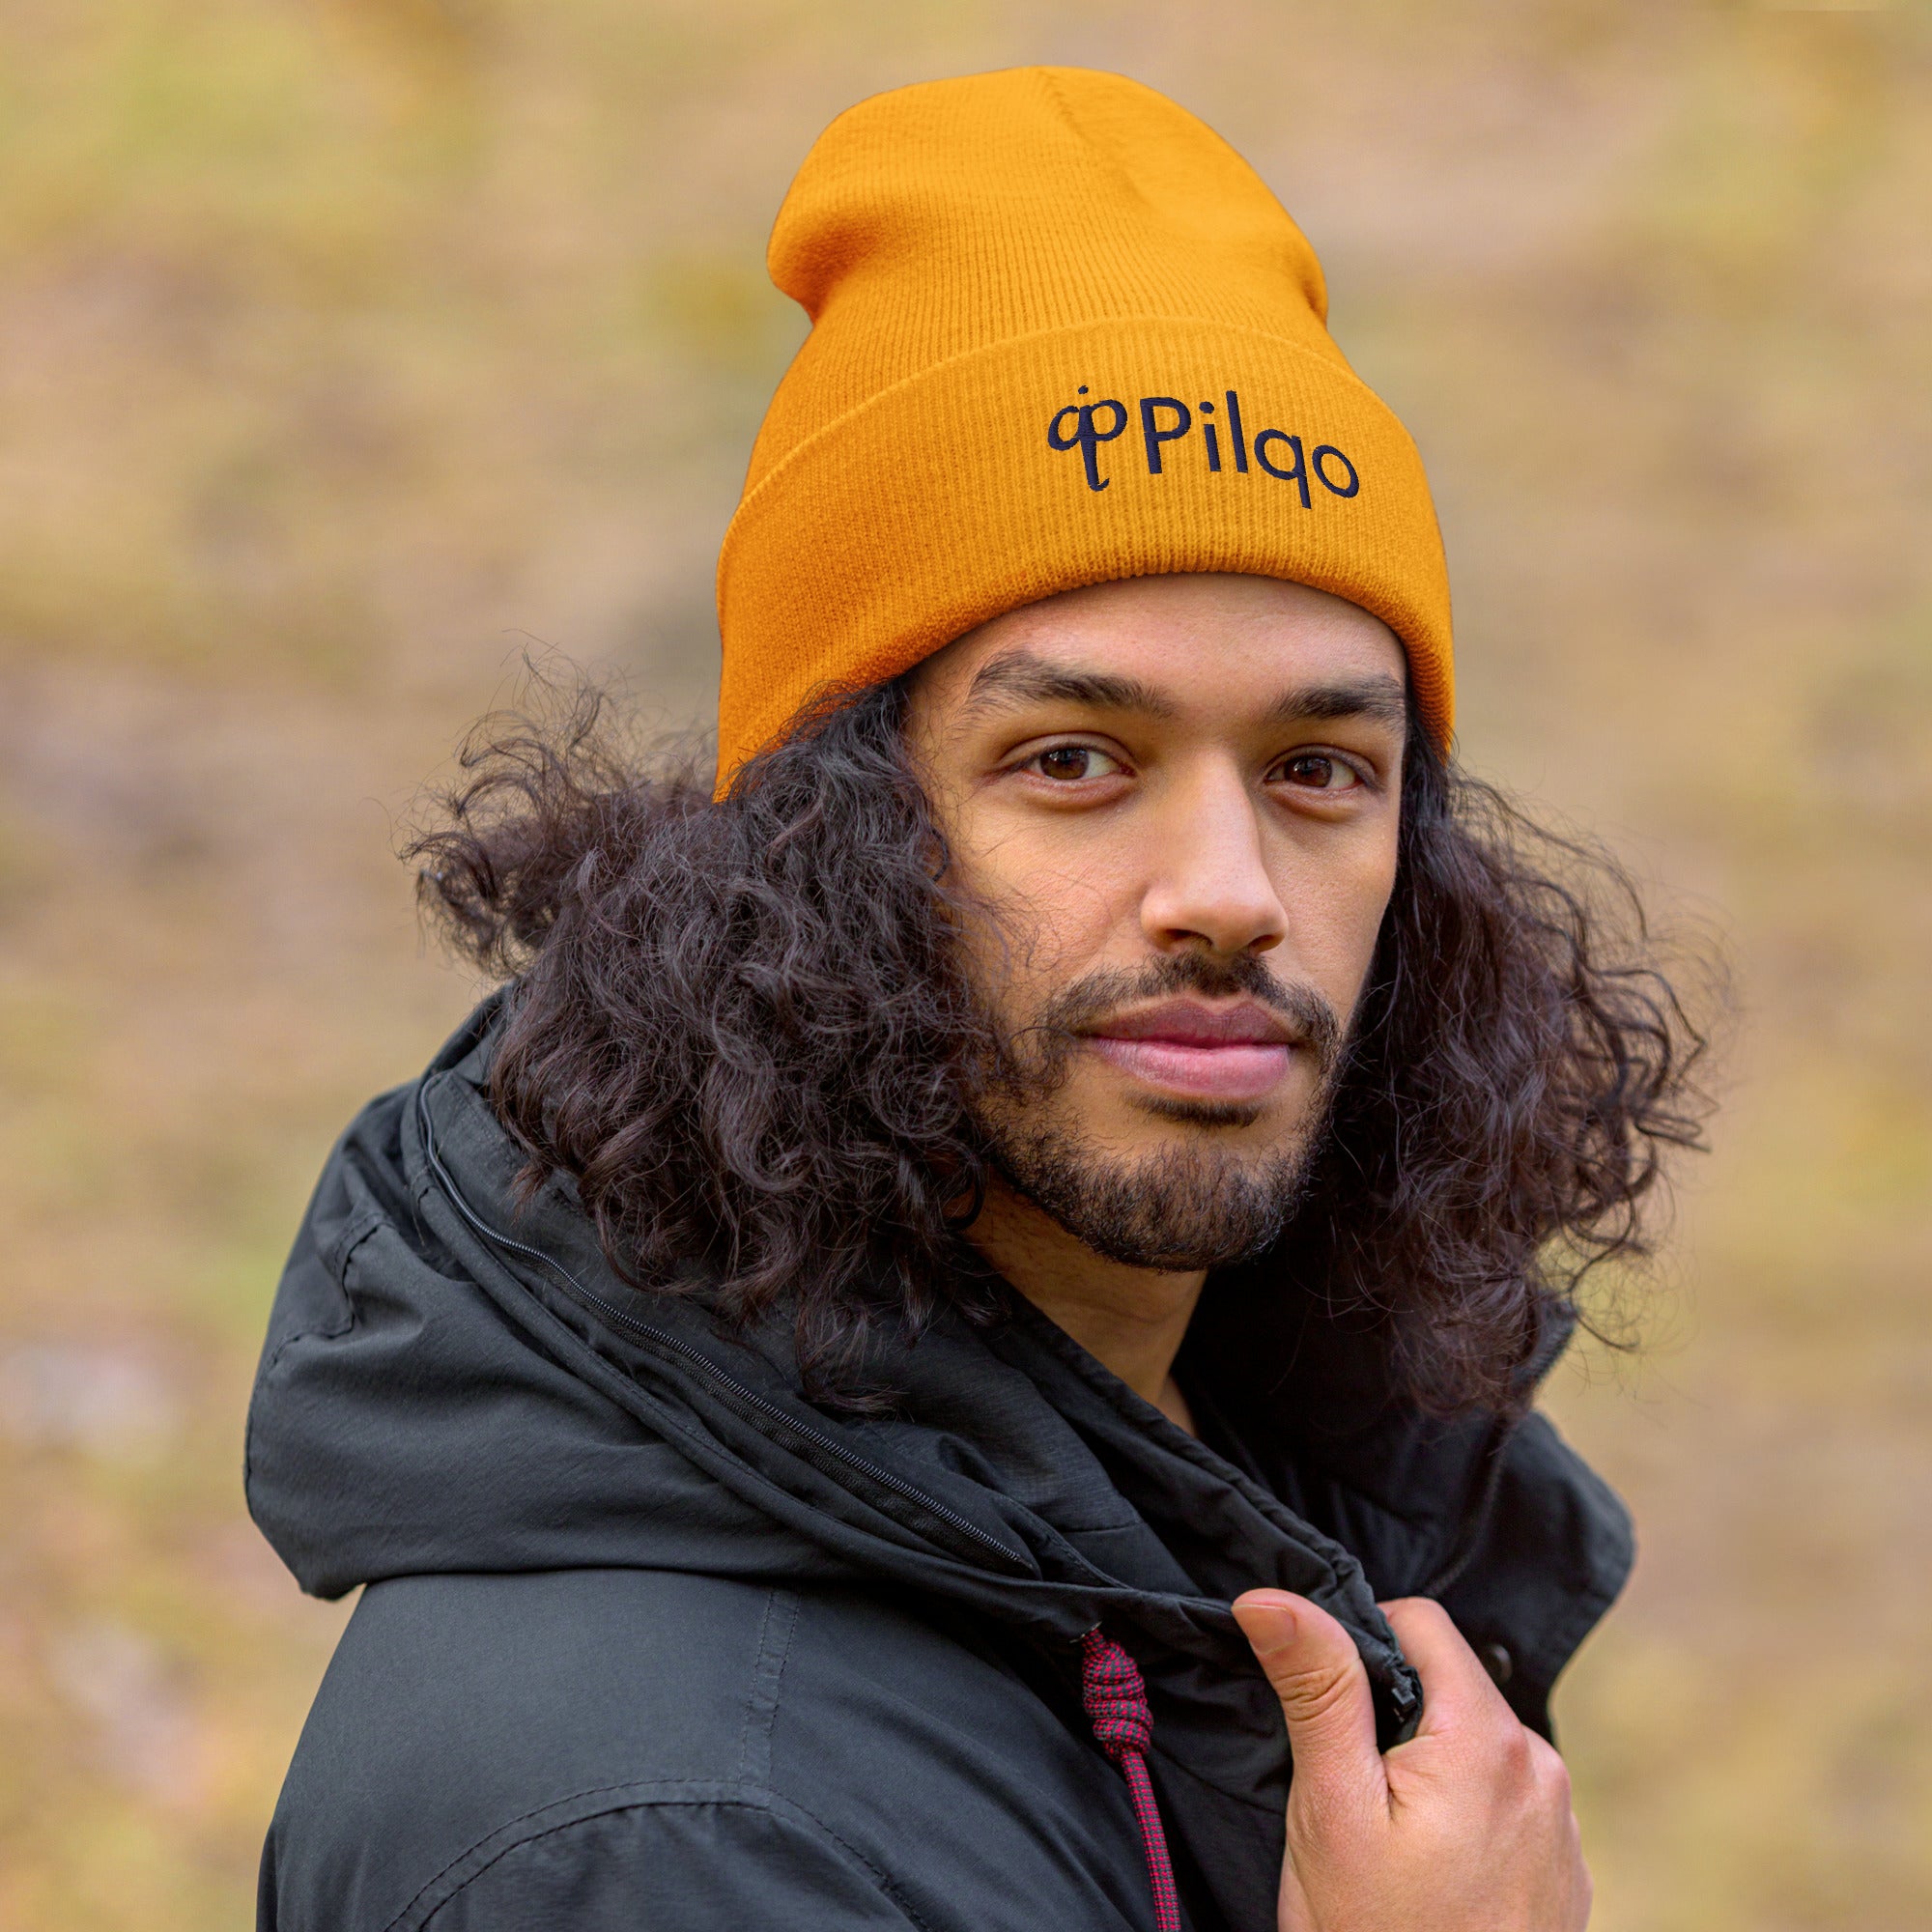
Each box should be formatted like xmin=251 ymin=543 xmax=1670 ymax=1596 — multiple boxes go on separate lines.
xmin=917 ymin=573 xmax=1408 ymax=715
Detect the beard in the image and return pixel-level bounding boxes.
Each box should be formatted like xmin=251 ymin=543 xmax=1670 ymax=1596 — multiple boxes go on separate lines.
xmin=972 ymin=951 xmax=1348 ymax=1272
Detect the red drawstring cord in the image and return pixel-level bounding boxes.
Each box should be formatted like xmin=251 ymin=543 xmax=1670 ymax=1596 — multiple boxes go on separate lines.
xmin=1080 ymin=1629 xmax=1181 ymax=1932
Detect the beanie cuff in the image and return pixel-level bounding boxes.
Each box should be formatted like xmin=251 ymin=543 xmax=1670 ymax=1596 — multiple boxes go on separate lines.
xmin=716 ymin=315 xmax=1452 ymax=784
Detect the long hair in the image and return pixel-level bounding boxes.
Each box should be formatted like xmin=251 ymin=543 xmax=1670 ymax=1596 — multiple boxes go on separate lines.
xmin=410 ymin=672 xmax=1714 ymax=1412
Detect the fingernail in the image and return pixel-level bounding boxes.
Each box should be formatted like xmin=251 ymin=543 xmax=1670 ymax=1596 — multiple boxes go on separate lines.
xmin=1234 ymin=1592 xmax=1299 ymax=1645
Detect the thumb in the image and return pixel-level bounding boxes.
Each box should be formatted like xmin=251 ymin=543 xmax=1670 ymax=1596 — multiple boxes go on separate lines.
xmin=1233 ymin=1591 xmax=1383 ymax=1797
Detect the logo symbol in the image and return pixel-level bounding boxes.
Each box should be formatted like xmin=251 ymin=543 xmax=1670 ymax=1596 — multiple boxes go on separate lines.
xmin=1046 ymin=387 xmax=1130 ymax=493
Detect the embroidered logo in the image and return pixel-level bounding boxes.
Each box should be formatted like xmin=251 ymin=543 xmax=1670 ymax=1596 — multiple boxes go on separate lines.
xmin=1047 ymin=387 xmax=1360 ymax=502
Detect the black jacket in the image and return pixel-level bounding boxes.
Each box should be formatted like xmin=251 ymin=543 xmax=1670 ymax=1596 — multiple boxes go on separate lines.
xmin=248 ymin=1004 xmax=1633 ymax=1931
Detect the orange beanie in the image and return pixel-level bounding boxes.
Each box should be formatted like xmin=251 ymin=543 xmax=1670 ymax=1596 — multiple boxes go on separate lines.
xmin=714 ymin=66 xmax=1453 ymax=785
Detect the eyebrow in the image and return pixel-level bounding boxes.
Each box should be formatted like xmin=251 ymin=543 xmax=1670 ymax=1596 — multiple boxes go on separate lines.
xmin=1261 ymin=673 xmax=1409 ymax=731
xmin=960 ymin=648 xmax=1408 ymax=733
xmin=960 ymin=648 xmax=1176 ymax=720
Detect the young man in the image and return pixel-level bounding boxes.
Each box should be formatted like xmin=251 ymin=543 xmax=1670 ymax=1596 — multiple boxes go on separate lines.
xmin=250 ymin=69 xmax=1706 ymax=1931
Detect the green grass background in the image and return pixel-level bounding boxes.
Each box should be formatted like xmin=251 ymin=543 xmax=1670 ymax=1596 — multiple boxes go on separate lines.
xmin=1 ymin=3 xmax=1928 ymax=1925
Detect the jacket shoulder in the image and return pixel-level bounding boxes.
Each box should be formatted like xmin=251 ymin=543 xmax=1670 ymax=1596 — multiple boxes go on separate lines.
xmin=262 ymin=1568 xmax=810 ymax=1931
xmin=1438 ymin=1408 xmax=1635 ymax=1736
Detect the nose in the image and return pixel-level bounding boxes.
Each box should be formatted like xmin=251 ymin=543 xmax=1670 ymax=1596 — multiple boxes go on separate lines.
xmin=1138 ymin=759 xmax=1288 ymax=958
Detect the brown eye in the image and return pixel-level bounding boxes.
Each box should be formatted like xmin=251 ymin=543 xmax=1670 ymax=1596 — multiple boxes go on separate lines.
xmin=1278 ymin=753 xmax=1360 ymax=791
xmin=1032 ymin=746 xmax=1120 ymax=781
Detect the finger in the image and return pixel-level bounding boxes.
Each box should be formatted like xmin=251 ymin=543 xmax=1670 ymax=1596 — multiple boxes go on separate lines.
xmin=1233 ymin=1590 xmax=1382 ymax=1796
xmin=1378 ymin=1598 xmax=1516 ymax=1736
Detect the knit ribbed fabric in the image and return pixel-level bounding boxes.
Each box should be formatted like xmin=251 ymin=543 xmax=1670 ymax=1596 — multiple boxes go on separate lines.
xmin=714 ymin=66 xmax=1453 ymax=787
xmin=1080 ymin=1628 xmax=1181 ymax=1932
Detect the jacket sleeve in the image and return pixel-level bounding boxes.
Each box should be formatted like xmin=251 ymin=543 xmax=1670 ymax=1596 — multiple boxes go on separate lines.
xmin=415 ymin=1792 xmax=924 ymax=1932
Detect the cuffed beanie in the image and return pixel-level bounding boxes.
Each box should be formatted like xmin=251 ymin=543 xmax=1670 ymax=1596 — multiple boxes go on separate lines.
xmin=714 ymin=66 xmax=1453 ymax=785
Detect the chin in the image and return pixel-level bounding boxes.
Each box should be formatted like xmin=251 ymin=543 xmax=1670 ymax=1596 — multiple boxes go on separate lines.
xmin=996 ymin=1119 xmax=1319 ymax=1273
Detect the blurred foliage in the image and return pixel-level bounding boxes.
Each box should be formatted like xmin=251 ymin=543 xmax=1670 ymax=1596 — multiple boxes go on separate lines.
xmin=0 ymin=3 xmax=1927 ymax=1926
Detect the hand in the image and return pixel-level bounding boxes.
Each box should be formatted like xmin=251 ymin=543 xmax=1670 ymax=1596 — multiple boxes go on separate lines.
xmin=1232 ymin=1591 xmax=1590 ymax=1932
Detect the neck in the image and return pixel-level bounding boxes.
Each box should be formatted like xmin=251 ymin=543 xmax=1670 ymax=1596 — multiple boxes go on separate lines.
xmin=967 ymin=1171 xmax=1204 ymax=1435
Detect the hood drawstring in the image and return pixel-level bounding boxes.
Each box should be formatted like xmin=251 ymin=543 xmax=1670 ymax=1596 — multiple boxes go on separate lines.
xmin=1080 ymin=1629 xmax=1181 ymax=1932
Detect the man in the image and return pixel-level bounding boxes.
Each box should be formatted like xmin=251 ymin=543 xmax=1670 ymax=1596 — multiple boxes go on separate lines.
xmin=250 ymin=69 xmax=1706 ymax=1931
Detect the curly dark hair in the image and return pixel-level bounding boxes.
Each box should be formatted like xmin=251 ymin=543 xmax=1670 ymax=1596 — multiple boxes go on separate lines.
xmin=410 ymin=670 xmax=1714 ymax=1413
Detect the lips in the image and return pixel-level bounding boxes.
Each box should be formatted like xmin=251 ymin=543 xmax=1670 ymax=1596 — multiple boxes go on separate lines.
xmin=1081 ymin=999 xmax=1299 ymax=1103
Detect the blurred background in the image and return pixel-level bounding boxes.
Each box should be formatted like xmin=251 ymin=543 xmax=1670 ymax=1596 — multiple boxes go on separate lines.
xmin=1 ymin=2 xmax=1927 ymax=1925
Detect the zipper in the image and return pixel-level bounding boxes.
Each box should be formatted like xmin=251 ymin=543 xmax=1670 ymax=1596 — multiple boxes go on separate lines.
xmin=412 ymin=1079 xmax=1022 ymax=1570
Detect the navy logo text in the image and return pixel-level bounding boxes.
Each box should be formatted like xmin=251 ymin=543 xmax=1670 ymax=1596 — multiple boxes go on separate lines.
xmin=1047 ymin=386 xmax=1360 ymax=503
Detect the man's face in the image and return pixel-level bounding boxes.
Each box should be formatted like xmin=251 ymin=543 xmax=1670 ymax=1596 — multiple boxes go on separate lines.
xmin=905 ymin=573 xmax=1408 ymax=1271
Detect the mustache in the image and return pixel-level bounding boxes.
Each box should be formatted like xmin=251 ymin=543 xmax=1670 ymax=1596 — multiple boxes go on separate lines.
xmin=1020 ymin=952 xmax=1345 ymax=1077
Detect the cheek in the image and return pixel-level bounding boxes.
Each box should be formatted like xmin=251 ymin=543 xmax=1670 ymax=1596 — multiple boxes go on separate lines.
xmin=949 ymin=821 xmax=1138 ymax=1012
xmin=1274 ymin=834 xmax=1399 ymax=1013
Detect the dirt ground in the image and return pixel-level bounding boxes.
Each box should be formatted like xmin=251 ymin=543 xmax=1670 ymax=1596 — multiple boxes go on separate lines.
xmin=1 ymin=4 xmax=1927 ymax=1927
